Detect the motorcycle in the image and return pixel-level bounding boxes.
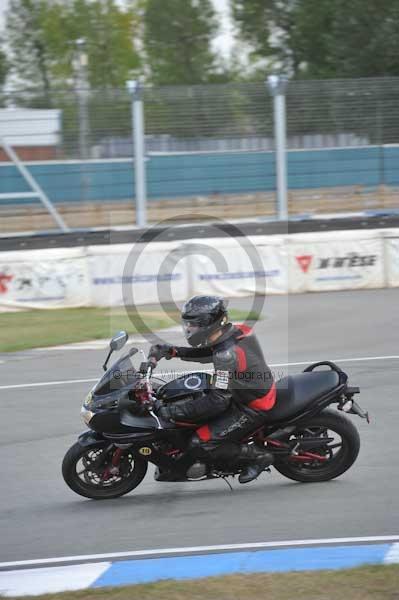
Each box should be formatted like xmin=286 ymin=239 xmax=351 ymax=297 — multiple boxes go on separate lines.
xmin=62 ymin=330 xmax=370 ymax=499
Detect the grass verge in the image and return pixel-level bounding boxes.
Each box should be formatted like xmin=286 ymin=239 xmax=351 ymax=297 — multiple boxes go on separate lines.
xmin=0 ymin=307 xmax=260 ymax=353
xmin=1 ymin=565 xmax=398 ymax=600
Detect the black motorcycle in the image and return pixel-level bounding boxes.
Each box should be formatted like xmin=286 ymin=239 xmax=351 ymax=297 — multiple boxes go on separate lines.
xmin=62 ymin=331 xmax=370 ymax=499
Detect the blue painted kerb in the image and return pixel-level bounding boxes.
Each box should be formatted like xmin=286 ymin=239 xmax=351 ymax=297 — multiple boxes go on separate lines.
xmin=93 ymin=543 xmax=391 ymax=587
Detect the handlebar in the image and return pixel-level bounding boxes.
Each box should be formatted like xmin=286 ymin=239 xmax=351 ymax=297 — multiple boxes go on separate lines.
xmin=133 ymin=356 xmax=158 ymax=409
xmin=139 ymin=356 xmax=157 ymax=381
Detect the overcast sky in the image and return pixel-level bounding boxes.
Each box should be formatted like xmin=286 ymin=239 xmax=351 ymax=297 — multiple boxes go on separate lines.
xmin=0 ymin=0 xmax=235 ymax=57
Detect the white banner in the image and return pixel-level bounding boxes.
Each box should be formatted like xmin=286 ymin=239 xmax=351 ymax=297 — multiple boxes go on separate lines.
xmin=0 ymin=248 xmax=90 ymax=309
xmin=188 ymin=236 xmax=288 ymax=297
xmin=87 ymin=242 xmax=190 ymax=307
xmin=386 ymin=238 xmax=399 ymax=287
xmin=0 ymin=229 xmax=396 ymax=311
xmin=288 ymin=237 xmax=384 ymax=293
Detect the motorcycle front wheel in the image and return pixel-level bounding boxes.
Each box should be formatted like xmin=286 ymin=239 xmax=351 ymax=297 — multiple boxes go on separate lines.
xmin=62 ymin=442 xmax=148 ymax=499
xmin=273 ymin=409 xmax=360 ymax=483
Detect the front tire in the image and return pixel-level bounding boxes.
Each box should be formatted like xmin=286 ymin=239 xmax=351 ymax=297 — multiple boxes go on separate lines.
xmin=62 ymin=442 xmax=148 ymax=499
xmin=273 ymin=409 xmax=360 ymax=483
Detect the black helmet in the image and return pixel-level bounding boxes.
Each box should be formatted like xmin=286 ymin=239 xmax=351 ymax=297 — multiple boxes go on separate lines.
xmin=181 ymin=295 xmax=229 ymax=347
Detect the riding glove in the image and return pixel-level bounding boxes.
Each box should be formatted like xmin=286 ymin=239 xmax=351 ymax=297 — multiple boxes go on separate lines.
xmin=148 ymin=343 xmax=176 ymax=361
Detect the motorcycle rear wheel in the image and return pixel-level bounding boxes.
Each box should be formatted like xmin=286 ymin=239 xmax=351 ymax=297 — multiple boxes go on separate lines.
xmin=273 ymin=409 xmax=360 ymax=483
xmin=62 ymin=442 xmax=148 ymax=499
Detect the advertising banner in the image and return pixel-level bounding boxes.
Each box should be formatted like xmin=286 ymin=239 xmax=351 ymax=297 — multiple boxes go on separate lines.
xmin=288 ymin=237 xmax=384 ymax=293
xmin=386 ymin=237 xmax=399 ymax=287
xmin=0 ymin=229 xmax=395 ymax=311
xmin=0 ymin=248 xmax=90 ymax=309
xmin=87 ymin=242 xmax=190 ymax=307
xmin=188 ymin=236 xmax=287 ymax=297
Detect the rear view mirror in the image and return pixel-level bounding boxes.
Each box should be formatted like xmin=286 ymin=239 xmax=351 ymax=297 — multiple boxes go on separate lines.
xmin=110 ymin=331 xmax=129 ymax=352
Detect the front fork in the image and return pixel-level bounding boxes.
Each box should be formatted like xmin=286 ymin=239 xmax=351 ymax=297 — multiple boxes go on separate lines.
xmin=101 ymin=447 xmax=124 ymax=480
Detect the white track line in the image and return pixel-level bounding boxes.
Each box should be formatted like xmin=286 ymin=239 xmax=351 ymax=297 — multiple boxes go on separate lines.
xmin=273 ymin=355 xmax=399 ymax=367
xmin=1 ymin=354 xmax=399 ymax=391
xmin=0 ymin=378 xmax=98 ymax=390
xmin=1 ymin=536 xmax=399 ymax=569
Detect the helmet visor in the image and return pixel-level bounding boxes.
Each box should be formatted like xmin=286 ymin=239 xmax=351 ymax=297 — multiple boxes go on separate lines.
xmin=182 ymin=320 xmax=202 ymax=341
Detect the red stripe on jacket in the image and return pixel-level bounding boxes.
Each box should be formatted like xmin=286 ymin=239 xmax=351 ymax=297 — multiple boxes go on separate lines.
xmin=236 ymin=324 xmax=253 ymax=339
xmin=248 ymin=382 xmax=276 ymax=412
xmin=235 ymin=346 xmax=247 ymax=373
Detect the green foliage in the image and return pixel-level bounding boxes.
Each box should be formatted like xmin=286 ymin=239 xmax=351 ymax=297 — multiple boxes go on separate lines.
xmin=5 ymin=0 xmax=141 ymax=99
xmin=143 ymin=82 xmax=273 ymax=141
xmin=0 ymin=46 xmax=8 ymax=86
xmin=322 ymin=0 xmax=399 ymax=78
xmin=231 ymin=0 xmax=299 ymax=72
xmin=143 ymin=0 xmax=219 ymax=85
xmin=231 ymin=0 xmax=399 ymax=79
xmin=6 ymin=0 xmax=54 ymax=103
xmin=60 ymin=0 xmax=141 ymax=88
xmin=0 ymin=45 xmax=8 ymax=107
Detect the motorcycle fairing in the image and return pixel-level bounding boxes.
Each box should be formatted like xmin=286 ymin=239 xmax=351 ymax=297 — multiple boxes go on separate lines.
xmin=120 ymin=411 xmax=158 ymax=430
xmin=78 ymin=430 xmax=107 ymax=448
xmin=93 ymin=351 xmax=139 ymax=396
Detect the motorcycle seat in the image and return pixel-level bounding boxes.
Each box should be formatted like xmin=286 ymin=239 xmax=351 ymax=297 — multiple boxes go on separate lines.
xmin=267 ymin=371 xmax=340 ymax=421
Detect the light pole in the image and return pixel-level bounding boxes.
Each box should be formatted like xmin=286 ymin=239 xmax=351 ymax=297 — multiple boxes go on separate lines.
xmin=74 ymin=39 xmax=90 ymax=161
xmin=267 ymin=75 xmax=289 ymax=221
xmin=127 ymin=80 xmax=147 ymax=228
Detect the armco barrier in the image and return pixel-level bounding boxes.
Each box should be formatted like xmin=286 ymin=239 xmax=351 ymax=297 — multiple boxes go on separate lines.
xmin=0 ymin=229 xmax=398 ymax=309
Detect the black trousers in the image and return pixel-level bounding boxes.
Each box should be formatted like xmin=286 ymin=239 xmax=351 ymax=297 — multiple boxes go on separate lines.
xmin=189 ymin=403 xmax=268 ymax=464
xmin=195 ymin=403 xmax=266 ymax=442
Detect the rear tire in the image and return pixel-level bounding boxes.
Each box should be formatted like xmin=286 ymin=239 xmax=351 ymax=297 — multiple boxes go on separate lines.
xmin=273 ymin=409 xmax=360 ymax=483
xmin=62 ymin=442 xmax=148 ymax=499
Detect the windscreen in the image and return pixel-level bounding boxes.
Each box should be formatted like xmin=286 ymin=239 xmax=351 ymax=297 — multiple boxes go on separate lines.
xmin=93 ymin=349 xmax=139 ymax=396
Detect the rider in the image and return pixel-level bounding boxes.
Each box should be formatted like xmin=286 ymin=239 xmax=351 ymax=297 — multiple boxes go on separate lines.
xmin=149 ymin=295 xmax=276 ymax=484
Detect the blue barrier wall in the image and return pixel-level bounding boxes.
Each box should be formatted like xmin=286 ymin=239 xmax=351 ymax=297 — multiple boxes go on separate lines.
xmin=1 ymin=146 xmax=397 ymax=204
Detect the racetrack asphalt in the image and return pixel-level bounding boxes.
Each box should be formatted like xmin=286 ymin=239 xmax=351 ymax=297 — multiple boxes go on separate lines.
xmin=0 ymin=289 xmax=398 ymax=563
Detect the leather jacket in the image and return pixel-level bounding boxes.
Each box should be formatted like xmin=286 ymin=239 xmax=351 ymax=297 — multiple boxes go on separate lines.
xmin=159 ymin=324 xmax=274 ymax=423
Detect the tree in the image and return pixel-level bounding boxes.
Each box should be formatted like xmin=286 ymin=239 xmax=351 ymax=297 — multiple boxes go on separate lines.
xmin=6 ymin=0 xmax=57 ymax=103
xmin=323 ymin=0 xmax=399 ymax=78
xmin=143 ymin=0 xmax=219 ymax=85
xmin=231 ymin=0 xmax=301 ymax=74
xmin=5 ymin=0 xmax=141 ymax=101
xmin=231 ymin=0 xmax=399 ymax=79
xmin=61 ymin=0 xmax=141 ymax=88
xmin=0 ymin=47 xmax=8 ymax=87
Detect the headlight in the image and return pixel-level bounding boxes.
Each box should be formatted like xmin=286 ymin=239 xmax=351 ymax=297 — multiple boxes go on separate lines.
xmin=84 ymin=391 xmax=94 ymax=409
xmin=81 ymin=406 xmax=94 ymax=425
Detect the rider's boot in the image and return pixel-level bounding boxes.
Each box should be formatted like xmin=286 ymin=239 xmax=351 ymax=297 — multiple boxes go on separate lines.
xmin=237 ymin=444 xmax=274 ymax=484
xmin=153 ymin=466 xmax=182 ymax=482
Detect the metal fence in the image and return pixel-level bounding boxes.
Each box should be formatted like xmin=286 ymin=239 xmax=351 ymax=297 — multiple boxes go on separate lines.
xmin=1 ymin=77 xmax=399 ymax=233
